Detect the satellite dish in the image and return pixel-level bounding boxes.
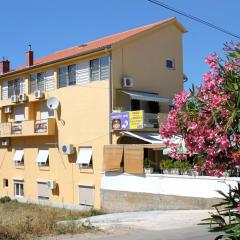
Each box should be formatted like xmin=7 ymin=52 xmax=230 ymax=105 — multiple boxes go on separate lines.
xmin=47 ymin=97 xmax=59 ymax=110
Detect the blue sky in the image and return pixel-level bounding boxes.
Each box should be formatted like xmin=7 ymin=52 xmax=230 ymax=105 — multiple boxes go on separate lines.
xmin=0 ymin=0 xmax=239 ymax=90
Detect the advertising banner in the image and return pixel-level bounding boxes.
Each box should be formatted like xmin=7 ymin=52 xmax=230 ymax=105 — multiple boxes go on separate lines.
xmin=111 ymin=110 xmax=144 ymax=130
xmin=129 ymin=110 xmax=144 ymax=129
xmin=111 ymin=112 xmax=130 ymax=130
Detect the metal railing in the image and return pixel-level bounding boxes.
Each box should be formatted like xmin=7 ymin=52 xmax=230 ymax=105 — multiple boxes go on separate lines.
xmin=34 ymin=120 xmax=48 ymax=133
xmin=12 ymin=122 xmax=22 ymax=135
xmin=143 ymin=113 xmax=159 ymax=128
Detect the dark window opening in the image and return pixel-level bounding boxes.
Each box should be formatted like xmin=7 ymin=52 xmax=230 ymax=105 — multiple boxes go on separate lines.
xmin=149 ymin=101 xmax=159 ymax=113
xmin=131 ymin=99 xmax=140 ymax=111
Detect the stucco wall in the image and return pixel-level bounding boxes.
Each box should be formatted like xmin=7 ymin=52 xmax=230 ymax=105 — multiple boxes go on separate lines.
xmin=0 ymin=79 xmax=110 ymax=208
xmin=112 ymin=24 xmax=184 ymax=112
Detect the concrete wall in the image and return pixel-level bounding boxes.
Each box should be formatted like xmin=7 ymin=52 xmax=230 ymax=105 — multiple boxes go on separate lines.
xmin=101 ymin=173 xmax=240 ymax=212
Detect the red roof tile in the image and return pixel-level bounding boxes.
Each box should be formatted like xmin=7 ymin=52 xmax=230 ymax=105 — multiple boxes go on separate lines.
xmin=5 ymin=17 xmax=179 ymax=75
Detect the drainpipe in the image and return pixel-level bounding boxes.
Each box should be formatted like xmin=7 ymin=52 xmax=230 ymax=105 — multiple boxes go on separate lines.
xmin=107 ymin=49 xmax=113 ymax=144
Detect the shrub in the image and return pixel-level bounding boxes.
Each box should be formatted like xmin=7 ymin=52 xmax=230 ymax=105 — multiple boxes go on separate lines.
xmin=200 ymin=183 xmax=240 ymax=239
xmin=0 ymin=196 xmax=11 ymax=204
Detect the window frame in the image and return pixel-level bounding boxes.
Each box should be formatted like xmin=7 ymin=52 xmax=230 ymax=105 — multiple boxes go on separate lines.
xmin=76 ymin=147 xmax=93 ymax=168
xmin=90 ymin=56 xmax=110 ymax=81
xmin=13 ymin=149 xmax=24 ymax=166
xmin=58 ymin=64 xmax=77 ymax=88
xmin=36 ymin=149 xmax=50 ymax=167
xmin=30 ymin=72 xmax=46 ymax=94
xmin=166 ymin=58 xmax=175 ymax=70
xmin=3 ymin=179 xmax=8 ymax=188
xmin=14 ymin=181 xmax=24 ymax=197
xmin=8 ymin=78 xmax=21 ymax=98
xmin=37 ymin=181 xmax=50 ymax=200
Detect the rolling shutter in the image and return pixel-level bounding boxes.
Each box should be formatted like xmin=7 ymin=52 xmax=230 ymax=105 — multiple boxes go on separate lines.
xmin=2 ymin=80 xmax=8 ymax=100
xmin=103 ymin=145 xmax=123 ymax=171
xmin=37 ymin=182 xmax=49 ymax=199
xmin=45 ymin=70 xmax=55 ymax=91
xmin=124 ymin=145 xmax=144 ymax=174
xmin=20 ymin=79 xmax=25 ymax=94
xmin=76 ymin=60 xmax=90 ymax=85
xmin=79 ymin=185 xmax=95 ymax=206
xmin=14 ymin=105 xmax=25 ymax=121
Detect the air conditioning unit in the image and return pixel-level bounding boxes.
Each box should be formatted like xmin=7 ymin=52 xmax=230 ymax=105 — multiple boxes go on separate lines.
xmin=61 ymin=144 xmax=74 ymax=155
xmin=34 ymin=90 xmax=44 ymax=99
xmin=2 ymin=138 xmax=10 ymax=147
xmin=3 ymin=106 xmax=12 ymax=114
xmin=47 ymin=180 xmax=57 ymax=190
xmin=11 ymin=95 xmax=19 ymax=103
xmin=19 ymin=93 xmax=28 ymax=102
xmin=122 ymin=77 xmax=134 ymax=88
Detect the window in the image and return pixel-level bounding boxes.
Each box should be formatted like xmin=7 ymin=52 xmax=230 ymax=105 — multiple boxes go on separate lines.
xmin=58 ymin=64 xmax=76 ymax=88
xmin=90 ymin=59 xmax=100 ymax=81
xmin=131 ymin=99 xmax=140 ymax=111
xmin=37 ymin=182 xmax=49 ymax=200
xmin=30 ymin=72 xmax=45 ymax=94
xmin=36 ymin=149 xmax=49 ymax=166
xmin=14 ymin=181 xmax=24 ymax=197
xmin=8 ymin=78 xmax=21 ymax=98
xmin=79 ymin=185 xmax=95 ymax=206
xmin=3 ymin=179 xmax=8 ymax=188
xmin=90 ymin=56 xmax=110 ymax=81
xmin=149 ymin=101 xmax=160 ymax=114
xmin=166 ymin=59 xmax=175 ymax=69
xmin=76 ymin=147 xmax=93 ymax=168
xmin=13 ymin=149 xmax=24 ymax=166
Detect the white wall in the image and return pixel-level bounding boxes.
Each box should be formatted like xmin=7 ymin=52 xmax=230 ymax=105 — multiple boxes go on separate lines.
xmin=101 ymin=173 xmax=240 ymax=199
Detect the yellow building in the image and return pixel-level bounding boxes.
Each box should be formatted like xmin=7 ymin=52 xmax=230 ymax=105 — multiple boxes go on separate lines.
xmin=0 ymin=17 xmax=186 ymax=209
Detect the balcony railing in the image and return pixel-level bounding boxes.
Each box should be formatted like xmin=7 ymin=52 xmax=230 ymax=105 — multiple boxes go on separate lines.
xmin=0 ymin=118 xmax=56 ymax=137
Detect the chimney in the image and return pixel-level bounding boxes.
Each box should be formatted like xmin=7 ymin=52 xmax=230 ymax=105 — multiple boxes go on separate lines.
xmin=26 ymin=44 xmax=34 ymax=66
xmin=0 ymin=58 xmax=10 ymax=74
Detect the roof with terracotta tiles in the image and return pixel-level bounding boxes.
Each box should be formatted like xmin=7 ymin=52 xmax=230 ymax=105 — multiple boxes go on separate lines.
xmin=2 ymin=17 xmax=185 ymax=76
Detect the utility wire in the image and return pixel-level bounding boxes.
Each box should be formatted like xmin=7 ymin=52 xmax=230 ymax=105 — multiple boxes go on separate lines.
xmin=147 ymin=0 xmax=240 ymax=40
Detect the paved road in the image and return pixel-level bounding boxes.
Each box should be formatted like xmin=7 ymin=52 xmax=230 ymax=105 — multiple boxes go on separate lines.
xmin=50 ymin=210 xmax=218 ymax=240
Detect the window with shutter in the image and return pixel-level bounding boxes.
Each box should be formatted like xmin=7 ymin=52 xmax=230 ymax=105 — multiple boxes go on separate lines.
xmin=100 ymin=56 xmax=110 ymax=80
xmin=90 ymin=59 xmax=100 ymax=81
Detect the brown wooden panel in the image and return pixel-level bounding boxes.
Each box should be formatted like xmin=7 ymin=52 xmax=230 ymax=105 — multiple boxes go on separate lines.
xmin=103 ymin=145 xmax=123 ymax=171
xmin=124 ymin=145 xmax=144 ymax=174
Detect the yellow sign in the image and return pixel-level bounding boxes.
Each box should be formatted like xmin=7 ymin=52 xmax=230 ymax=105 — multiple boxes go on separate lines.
xmin=129 ymin=110 xmax=143 ymax=129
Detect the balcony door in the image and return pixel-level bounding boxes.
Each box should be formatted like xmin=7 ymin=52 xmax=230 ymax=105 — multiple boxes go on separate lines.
xmin=40 ymin=102 xmax=54 ymax=120
xmin=14 ymin=105 xmax=25 ymax=122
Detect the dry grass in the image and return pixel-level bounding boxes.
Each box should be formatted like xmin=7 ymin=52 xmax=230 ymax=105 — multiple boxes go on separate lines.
xmin=0 ymin=200 xmax=102 ymax=240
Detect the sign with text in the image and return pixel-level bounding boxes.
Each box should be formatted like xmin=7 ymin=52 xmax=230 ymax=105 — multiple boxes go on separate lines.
xmin=111 ymin=110 xmax=144 ymax=130
xmin=129 ymin=110 xmax=144 ymax=129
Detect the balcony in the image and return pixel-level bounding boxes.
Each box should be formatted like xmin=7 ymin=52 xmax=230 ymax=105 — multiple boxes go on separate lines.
xmin=0 ymin=118 xmax=56 ymax=137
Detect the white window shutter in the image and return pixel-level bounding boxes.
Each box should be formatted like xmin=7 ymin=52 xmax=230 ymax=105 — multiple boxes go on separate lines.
xmin=45 ymin=70 xmax=55 ymax=91
xmin=20 ymin=79 xmax=25 ymax=94
xmin=2 ymin=80 xmax=8 ymax=100
xmin=76 ymin=60 xmax=90 ymax=85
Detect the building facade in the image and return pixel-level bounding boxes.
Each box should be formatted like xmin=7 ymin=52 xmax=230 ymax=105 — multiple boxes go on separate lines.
xmin=0 ymin=17 xmax=186 ymax=209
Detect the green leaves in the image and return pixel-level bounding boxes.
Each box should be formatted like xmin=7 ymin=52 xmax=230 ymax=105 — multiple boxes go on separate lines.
xmin=201 ymin=184 xmax=240 ymax=240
